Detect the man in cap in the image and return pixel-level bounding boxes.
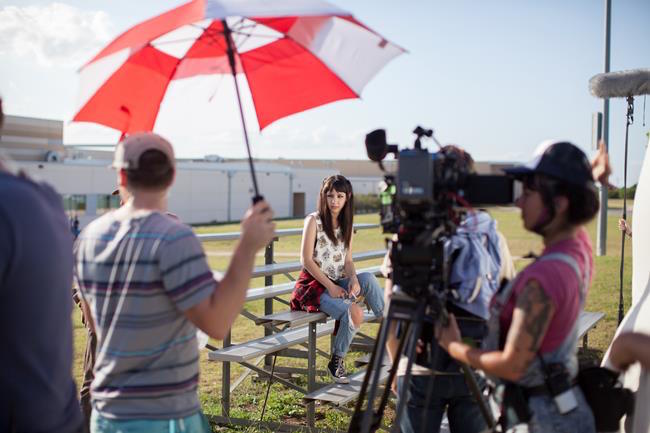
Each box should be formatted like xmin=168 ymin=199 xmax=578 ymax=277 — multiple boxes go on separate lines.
xmin=0 ymin=97 xmax=84 ymax=432
xmin=74 ymin=132 xmax=275 ymax=432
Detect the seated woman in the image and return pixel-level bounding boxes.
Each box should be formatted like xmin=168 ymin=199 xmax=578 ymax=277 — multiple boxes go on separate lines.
xmin=290 ymin=174 xmax=384 ymax=383
xmin=437 ymin=140 xmax=598 ymax=432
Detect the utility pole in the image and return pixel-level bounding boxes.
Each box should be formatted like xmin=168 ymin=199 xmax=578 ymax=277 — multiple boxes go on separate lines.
xmin=597 ymin=0 xmax=611 ymax=256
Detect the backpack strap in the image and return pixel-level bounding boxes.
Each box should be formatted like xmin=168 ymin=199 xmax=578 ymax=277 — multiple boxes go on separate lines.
xmin=536 ymin=251 xmax=589 ymax=304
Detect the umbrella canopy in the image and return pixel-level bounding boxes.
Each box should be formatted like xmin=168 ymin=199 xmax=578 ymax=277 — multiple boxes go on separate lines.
xmin=72 ymin=0 xmax=405 ymax=133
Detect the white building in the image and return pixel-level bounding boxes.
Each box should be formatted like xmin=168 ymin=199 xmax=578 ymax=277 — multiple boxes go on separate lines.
xmin=1 ymin=114 xmax=515 ymax=227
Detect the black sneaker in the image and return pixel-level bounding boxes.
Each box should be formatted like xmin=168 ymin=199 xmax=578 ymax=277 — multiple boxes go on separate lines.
xmin=328 ymin=354 xmax=350 ymax=384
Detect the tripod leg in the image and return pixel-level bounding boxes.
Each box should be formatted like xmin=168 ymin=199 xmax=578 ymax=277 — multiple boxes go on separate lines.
xmin=260 ymin=354 xmax=277 ymax=422
xmin=349 ymin=314 xmax=391 ymax=433
xmin=349 ymin=297 xmax=417 ymax=433
xmin=460 ymin=364 xmax=497 ymax=429
xmin=390 ymin=303 xmax=427 ymax=433
xmin=375 ymin=321 xmax=411 ymax=420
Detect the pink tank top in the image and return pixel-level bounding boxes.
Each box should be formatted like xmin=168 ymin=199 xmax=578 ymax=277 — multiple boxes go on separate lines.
xmin=498 ymin=228 xmax=593 ymax=353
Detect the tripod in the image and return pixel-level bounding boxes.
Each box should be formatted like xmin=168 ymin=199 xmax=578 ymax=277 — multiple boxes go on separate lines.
xmin=348 ymin=289 xmax=497 ymax=433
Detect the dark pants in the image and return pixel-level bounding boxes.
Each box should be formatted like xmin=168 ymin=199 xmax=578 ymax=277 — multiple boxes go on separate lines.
xmin=79 ymin=325 xmax=96 ymax=432
xmin=397 ymin=374 xmax=488 ymax=433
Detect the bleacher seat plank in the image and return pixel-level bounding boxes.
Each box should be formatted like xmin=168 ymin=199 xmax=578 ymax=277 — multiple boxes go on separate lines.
xmin=254 ymin=310 xmax=327 ymax=327
xmin=354 ymin=353 xmax=392 ymax=368
xmin=578 ymin=310 xmax=604 ymax=348
xmin=578 ymin=311 xmax=604 ymax=337
xmin=210 ymin=313 xmax=381 ymax=363
xmin=303 ymin=365 xmax=390 ymax=406
xmin=244 ymin=282 xmax=295 ymax=302
xmin=208 ymin=322 xmax=336 ymax=363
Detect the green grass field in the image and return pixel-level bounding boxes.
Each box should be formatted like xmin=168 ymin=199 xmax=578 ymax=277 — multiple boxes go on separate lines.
xmin=71 ymin=206 xmax=633 ymax=431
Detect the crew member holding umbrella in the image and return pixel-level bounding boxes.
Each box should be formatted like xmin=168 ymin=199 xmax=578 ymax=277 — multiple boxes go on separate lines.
xmin=74 ymin=132 xmax=276 ymax=433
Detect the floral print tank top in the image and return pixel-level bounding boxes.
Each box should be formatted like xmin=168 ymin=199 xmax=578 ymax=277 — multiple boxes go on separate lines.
xmin=312 ymin=212 xmax=347 ymax=281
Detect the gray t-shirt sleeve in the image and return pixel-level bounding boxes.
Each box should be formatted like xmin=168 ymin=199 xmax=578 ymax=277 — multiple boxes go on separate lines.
xmin=159 ymin=228 xmax=217 ymax=311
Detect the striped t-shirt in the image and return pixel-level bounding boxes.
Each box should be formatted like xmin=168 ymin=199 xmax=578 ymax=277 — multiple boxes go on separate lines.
xmin=75 ymin=210 xmax=216 ymax=420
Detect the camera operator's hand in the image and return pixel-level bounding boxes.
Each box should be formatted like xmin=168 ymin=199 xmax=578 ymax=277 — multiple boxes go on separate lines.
xmin=436 ymin=314 xmax=462 ymax=353
xmin=328 ymin=284 xmax=346 ymax=299
xmin=240 ymin=201 xmax=276 ymax=252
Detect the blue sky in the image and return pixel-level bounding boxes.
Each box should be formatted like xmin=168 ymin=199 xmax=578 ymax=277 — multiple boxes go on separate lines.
xmin=1 ymin=0 xmax=649 ymax=185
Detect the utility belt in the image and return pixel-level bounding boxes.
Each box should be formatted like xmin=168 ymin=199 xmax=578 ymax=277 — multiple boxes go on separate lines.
xmin=499 ymin=361 xmax=578 ymax=430
xmin=504 ymin=361 xmax=636 ymax=432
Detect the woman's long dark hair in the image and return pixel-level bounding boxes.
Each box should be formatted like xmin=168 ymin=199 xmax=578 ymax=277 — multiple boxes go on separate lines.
xmin=317 ymin=175 xmax=354 ymax=249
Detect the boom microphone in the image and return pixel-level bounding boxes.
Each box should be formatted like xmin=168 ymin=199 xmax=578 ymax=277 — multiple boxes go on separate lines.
xmin=591 ymin=68 xmax=650 ymax=327
xmin=589 ymin=68 xmax=650 ymax=98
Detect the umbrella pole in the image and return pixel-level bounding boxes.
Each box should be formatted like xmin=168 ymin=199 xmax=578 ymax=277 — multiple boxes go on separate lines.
xmin=618 ymin=96 xmax=634 ymax=325
xmin=222 ymin=19 xmax=263 ymax=203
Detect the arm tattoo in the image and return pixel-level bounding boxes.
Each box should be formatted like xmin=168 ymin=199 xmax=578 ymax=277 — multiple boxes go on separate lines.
xmin=515 ymin=280 xmax=554 ymax=351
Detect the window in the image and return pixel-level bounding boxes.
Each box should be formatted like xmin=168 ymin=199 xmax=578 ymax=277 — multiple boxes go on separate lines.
xmin=62 ymin=194 xmax=86 ymax=215
xmin=96 ymin=194 xmax=120 ymax=215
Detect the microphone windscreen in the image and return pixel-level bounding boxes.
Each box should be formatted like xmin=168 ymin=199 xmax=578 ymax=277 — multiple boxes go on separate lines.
xmin=589 ymin=69 xmax=650 ymax=98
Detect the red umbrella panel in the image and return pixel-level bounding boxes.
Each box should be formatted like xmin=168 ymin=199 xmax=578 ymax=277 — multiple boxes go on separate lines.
xmin=73 ymin=0 xmax=406 ymax=197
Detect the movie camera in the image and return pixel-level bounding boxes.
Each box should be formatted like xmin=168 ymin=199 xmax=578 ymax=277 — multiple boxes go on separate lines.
xmin=349 ymin=127 xmax=514 ymax=433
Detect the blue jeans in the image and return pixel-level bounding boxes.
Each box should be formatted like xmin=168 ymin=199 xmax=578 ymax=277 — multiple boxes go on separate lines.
xmin=318 ymin=272 xmax=384 ymax=357
xmin=90 ymin=410 xmax=211 ymax=433
xmin=525 ymin=388 xmax=595 ymax=433
xmin=397 ymin=374 xmax=487 ymax=433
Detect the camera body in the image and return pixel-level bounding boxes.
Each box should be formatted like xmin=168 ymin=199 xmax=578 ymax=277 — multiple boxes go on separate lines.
xmin=369 ymin=128 xmax=514 ymax=235
xmin=367 ymin=127 xmax=514 ymax=302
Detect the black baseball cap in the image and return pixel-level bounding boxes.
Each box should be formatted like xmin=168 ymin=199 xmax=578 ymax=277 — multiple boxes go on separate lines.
xmin=503 ymin=140 xmax=594 ymax=187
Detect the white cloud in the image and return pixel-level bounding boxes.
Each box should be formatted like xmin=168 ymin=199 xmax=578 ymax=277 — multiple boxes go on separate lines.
xmin=0 ymin=3 xmax=113 ymax=67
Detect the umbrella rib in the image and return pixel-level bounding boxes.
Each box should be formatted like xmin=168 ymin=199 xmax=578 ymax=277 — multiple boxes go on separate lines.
xmin=185 ymin=24 xmax=226 ymax=51
xmin=151 ymin=36 xmax=206 ymax=47
xmin=232 ymin=19 xmax=283 ymax=40
xmin=195 ymin=25 xmax=260 ymax=58
xmin=230 ymin=17 xmax=246 ymax=30
xmin=189 ymin=22 xmax=211 ymax=31
xmin=206 ymin=34 xmax=228 ymax=51
xmin=231 ymin=31 xmax=277 ymax=40
xmin=230 ymin=20 xmax=259 ymax=50
xmin=207 ymin=73 xmax=226 ymax=102
xmin=231 ymin=22 xmax=257 ymax=31
xmin=233 ymin=30 xmax=254 ymax=50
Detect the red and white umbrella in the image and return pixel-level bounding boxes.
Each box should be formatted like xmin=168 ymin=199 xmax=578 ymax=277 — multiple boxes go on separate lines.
xmin=73 ymin=0 xmax=405 ymax=199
